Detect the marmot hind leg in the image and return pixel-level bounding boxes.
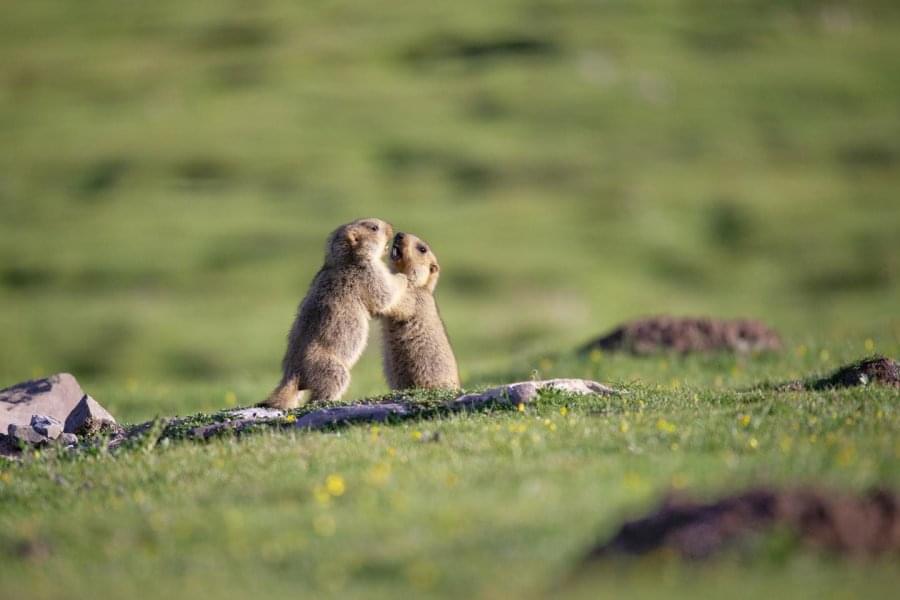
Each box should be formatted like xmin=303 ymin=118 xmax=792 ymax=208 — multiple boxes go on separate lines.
xmin=305 ymin=358 xmax=350 ymax=404
xmin=262 ymin=374 xmax=305 ymax=409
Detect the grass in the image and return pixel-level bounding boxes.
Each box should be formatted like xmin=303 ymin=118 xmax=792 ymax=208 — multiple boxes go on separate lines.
xmin=1 ymin=0 xmax=899 ymax=597
xmin=2 ymin=348 xmax=899 ymax=599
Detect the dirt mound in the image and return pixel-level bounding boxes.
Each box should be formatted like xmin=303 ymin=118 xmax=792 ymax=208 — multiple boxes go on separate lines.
xmin=810 ymin=356 xmax=900 ymax=389
xmin=775 ymin=356 xmax=900 ymax=391
xmin=586 ymin=487 xmax=900 ymax=561
xmin=579 ymin=316 xmax=782 ymax=355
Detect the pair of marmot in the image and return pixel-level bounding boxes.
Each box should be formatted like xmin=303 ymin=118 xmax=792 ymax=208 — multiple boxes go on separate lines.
xmin=264 ymin=218 xmax=459 ymax=409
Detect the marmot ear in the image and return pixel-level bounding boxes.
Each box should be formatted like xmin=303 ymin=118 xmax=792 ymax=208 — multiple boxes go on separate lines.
xmin=429 ymin=264 xmax=439 ymax=274
xmin=346 ymin=230 xmax=360 ymax=248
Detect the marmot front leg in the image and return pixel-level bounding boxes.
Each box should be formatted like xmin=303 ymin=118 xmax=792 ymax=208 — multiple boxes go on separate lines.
xmin=369 ymin=271 xmax=409 ymax=316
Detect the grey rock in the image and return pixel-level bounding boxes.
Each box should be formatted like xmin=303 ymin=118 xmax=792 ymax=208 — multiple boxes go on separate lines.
xmin=134 ymin=378 xmax=623 ymax=444
xmin=8 ymin=424 xmax=50 ymax=446
xmin=449 ymin=378 xmax=621 ymax=410
xmin=64 ymin=394 xmax=118 ymax=434
xmin=292 ymin=402 xmax=412 ymax=430
xmin=225 ymin=407 xmax=284 ymax=420
xmin=59 ymin=433 xmax=78 ymax=446
xmin=0 ymin=433 xmax=22 ymax=460
xmin=0 ymin=373 xmax=117 ymax=436
xmin=30 ymin=415 xmax=63 ymax=439
xmin=288 ymin=379 xmax=621 ymax=432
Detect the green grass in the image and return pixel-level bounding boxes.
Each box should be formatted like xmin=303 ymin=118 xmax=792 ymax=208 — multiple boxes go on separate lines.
xmin=1 ymin=0 xmax=899 ymax=597
xmin=2 ymin=352 xmax=899 ymax=599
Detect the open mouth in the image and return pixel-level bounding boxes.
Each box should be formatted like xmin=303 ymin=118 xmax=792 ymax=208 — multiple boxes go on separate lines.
xmin=390 ymin=241 xmax=402 ymax=261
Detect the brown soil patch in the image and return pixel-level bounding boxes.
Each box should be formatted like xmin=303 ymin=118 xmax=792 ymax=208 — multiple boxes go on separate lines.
xmin=774 ymin=356 xmax=900 ymax=391
xmin=586 ymin=487 xmax=900 ymax=561
xmin=580 ymin=316 xmax=782 ymax=355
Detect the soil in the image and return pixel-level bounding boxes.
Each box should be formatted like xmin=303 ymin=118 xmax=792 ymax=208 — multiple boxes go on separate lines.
xmin=774 ymin=356 xmax=900 ymax=391
xmin=586 ymin=487 xmax=900 ymax=561
xmin=580 ymin=316 xmax=783 ymax=355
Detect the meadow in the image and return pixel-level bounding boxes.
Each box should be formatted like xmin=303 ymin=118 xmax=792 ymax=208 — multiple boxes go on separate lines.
xmin=1 ymin=0 xmax=899 ymax=597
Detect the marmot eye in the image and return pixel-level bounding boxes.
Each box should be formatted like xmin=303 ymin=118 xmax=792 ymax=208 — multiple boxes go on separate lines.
xmin=369 ymin=224 xmax=379 ymax=232
xmin=417 ymin=245 xmax=427 ymax=254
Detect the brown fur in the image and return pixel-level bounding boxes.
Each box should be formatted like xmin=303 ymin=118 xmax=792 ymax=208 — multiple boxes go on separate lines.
xmin=264 ymin=218 xmax=408 ymax=409
xmin=381 ymin=232 xmax=460 ymax=391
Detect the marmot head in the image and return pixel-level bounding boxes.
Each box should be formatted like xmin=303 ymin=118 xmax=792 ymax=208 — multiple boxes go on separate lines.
xmin=389 ymin=232 xmax=440 ymax=293
xmin=326 ymin=218 xmax=394 ymax=264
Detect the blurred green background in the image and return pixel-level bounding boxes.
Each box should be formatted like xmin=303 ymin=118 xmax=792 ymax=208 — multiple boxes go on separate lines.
xmin=2 ymin=0 xmax=899 ymax=412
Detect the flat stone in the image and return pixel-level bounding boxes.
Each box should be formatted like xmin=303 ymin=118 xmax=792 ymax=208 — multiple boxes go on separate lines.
xmin=0 ymin=373 xmax=117 ymax=436
xmin=225 ymin=407 xmax=284 ymax=420
xmin=30 ymin=415 xmax=63 ymax=440
xmin=449 ymin=378 xmax=620 ymax=410
xmin=8 ymin=424 xmax=50 ymax=446
xmin=292 ymin=402 xmax=412 ymax=430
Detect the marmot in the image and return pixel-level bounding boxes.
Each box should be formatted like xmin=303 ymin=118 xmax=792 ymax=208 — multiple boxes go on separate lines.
xmin=264 ymin=218 xmax=408 ymax=409
xmin=381 ymin=232 xmax=460 ymax=390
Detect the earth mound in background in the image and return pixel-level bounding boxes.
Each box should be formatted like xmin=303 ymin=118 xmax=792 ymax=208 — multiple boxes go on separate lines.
xmin=579 ymin=316 xmax=783 ymax=355
xmin=586 ymin=487 xmax=900 ymax=562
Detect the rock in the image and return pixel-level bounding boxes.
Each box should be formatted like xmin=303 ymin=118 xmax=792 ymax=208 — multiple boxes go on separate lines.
xmin=292 ymin=402 xmax=413 ymax=431
xmin=30 ymin=415 xmax=63 ymax=440
xmin=130 ymin=378 xmax=622 ymax=443
xmin=64 ymin=394 xmax=118 ymax=434
xmin=0 ymin=373 xmax=117 ymax=437
xmin=0 ymin=434 xmax=22 ymax=460
xmin=449 ymin=378 xmax=620 ymax=410
xmin=59 ymin=433 xmax=78 ymax=446
xmin=290 ymin=378 xmax=619 ymax=432
xmin=225 ymin=407 xmax=284 ymax=420
xmin=8 ymin=424 xmax=50 ymax=446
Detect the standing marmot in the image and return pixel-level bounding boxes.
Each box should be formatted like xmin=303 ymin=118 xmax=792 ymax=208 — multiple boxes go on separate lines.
xmin=264 ymin=218 xmax=408 ymax=409
xmin=381 ymin=232 xmax=460 ymax=390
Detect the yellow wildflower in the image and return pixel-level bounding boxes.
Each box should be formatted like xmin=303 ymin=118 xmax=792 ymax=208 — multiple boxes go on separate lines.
xmin=313 ymin=485 xmax=331 ymax=505
xmin=325 ymin=474 xmax=345 ymax=496
xmin=656 ymin=418 xmax=676 ymax=433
